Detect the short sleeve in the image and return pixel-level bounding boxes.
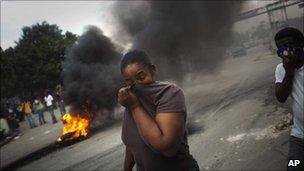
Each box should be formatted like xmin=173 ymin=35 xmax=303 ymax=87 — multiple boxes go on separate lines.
xmin=49 ymin=95 xmax=53 ymax=101
xmin=275 ymin=63 xmax=285 ymax=84
xmin=156 ymin=85 xmax=186 ymax=114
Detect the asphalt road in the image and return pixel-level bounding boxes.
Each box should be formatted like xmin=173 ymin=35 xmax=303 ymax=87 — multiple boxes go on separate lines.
xmin=1 ymin=45 xmax=292 ymax=170
xmin=0 ymin=109 xmax=64 ymax=169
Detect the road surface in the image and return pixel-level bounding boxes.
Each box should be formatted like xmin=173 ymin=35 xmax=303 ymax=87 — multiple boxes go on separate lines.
xmin=1 ymin=45 xmax=292 ymax=170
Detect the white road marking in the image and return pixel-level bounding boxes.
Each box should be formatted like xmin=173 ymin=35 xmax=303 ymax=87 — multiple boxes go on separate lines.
xmin=226 ymin=125 xmax=280 ymax=142
xmin=44 ymin=130 xmax=51 ymax=134
xmin=227 ymin=133 xmax=246 ymax=142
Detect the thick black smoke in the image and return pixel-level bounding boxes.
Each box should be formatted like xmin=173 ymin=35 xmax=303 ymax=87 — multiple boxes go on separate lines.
xmin=63 ymin=26 xmax=122 ymax=113
xmin=113 ymin=1 xmax=243 ymax=81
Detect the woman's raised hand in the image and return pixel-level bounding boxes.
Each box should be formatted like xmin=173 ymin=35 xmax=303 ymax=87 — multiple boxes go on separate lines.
xmin=117 ymin=86 xmax=140 ymax=110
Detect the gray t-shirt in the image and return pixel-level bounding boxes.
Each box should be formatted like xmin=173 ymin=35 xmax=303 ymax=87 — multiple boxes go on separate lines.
xmin=275 ymin=63 xmax=304 ymax=139
xmin=121 ymin=81 xmax=197 ymax=171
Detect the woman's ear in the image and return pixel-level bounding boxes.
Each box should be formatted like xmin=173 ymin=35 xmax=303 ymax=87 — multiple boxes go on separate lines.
xmin=150 ymin=64 xmax=156 ymax=75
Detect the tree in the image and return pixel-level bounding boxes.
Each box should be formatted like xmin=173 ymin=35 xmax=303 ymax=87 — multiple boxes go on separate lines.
xmin=1 ymin=47 xmax=17 ymax=98
xmin=1 ymin=21 xmax=77 ymax=99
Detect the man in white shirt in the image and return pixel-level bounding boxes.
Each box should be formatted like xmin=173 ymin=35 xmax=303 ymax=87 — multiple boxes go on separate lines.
xmin=274 ymin=27 xmax=304 ymax=171
xmin=44 ymin=91 xmax=57 ymax=124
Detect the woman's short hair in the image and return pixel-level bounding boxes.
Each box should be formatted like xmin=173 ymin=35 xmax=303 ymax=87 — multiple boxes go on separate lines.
xmin=120 ymin=50 xmax=152 ymax=73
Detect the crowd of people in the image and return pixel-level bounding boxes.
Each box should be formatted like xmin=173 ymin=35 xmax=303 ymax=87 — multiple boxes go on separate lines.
xmin=0 ymin=85 xmax=66 ymax=141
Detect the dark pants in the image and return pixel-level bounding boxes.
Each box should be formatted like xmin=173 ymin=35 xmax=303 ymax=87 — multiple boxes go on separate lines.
xmin=287 ymin=136 xmax=304 ymax=171
xmin=16 ymin=111 xmax=25 ymax=121
xmin=7 ymin=117 xmax=20 ymax=132
xmin=59 ymin=101 xmax=66 ymax=116
xmin=37 ymin=109 xmax=46 ymax=125
xmin=25 ymin=114 xmax=37 ymax=128
xmin=47 ymin=105 xmax=57 ymax=124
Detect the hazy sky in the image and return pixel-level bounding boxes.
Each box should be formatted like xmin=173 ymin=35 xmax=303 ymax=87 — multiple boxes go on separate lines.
xmin=1 ymin=1 xmax=115 ymax=50
xmin=234 ymin=1 xmax=303 ymax=33
xmin=1 ymin=1 xmax=303 ymax=50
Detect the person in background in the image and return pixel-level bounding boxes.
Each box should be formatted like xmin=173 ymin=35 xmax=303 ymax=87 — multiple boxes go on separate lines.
xmin=17 ymin=104 xmax=24 ymax=121
xmin=33 ymin=98 xmax=46 ymax=125
xmin=44 ymin=91 xmax=58 ymax=124
xmin=13 ymin=103 xmax=23 ymax=122
xmin=7 ymin=103 xmax=20 ymax=134
xmin=1 ymin=101 xmax=20 ymax=137
xmin=0 ymin=112 xmax=10 ymax=141
xmin=22 ymin=98 xmax=37 ymax=128
xmin=56 ymin=85 xmax=66 ymax=116
xmin=274 ymin=27 xmax=304 ymax=171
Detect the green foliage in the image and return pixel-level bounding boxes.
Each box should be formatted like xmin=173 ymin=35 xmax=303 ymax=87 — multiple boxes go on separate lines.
xmin=1 ymin=47 xmax=17 ymax=98
xmin=1 ymin=21 xmax=77 ymax=99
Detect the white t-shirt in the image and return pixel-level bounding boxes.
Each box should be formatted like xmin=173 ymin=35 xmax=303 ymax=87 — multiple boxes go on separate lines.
xmin=275 ymin=63 xmax=304 ymax=139
xmin=44 ymin=95 xmax=54 ymax=107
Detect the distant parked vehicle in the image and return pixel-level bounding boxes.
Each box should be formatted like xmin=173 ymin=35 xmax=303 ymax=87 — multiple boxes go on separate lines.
xmin=0 ymin=118 xmax=10 ymax=141
xmin=228 ymin=46 xmax=247 ymax=58
xmin=243 ymin=41 xmax=257 ymax=49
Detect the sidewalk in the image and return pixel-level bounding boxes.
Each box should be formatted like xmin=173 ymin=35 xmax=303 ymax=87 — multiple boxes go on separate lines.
xmin=0 ymin=108 xmax=64 ymax=169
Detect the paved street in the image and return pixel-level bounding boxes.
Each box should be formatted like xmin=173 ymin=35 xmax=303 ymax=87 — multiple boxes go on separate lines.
xmin=0 ymin=108 xmax=64 ymax=169
xmin=1 ymin=45 xmax=293 ymax=170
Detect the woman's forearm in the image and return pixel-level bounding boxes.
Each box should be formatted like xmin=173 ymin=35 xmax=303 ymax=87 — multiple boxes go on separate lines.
xmin=124 ymin=146 xmax=135 ymax=171
xmin=130 ymin=105 xmax=172 ymax=151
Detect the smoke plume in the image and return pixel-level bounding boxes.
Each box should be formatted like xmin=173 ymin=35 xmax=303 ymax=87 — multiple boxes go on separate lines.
xmin=62 ymin=2 xmax=244 ymax=114
xmin=63 ymin=26 xmax=122 ymax=113
xmin=113 ymin=1 xmax=243 ymax=81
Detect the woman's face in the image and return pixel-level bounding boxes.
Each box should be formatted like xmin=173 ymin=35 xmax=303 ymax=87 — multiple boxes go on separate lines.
xmin=122 ymin=63 xmax=154 ymax=86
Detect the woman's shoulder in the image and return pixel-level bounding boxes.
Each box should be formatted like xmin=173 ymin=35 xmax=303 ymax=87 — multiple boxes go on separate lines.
xmin=156 ymin=81 xmax=182 ymax=91
xmin=155 ymin=81 xmax=185 ymax=100
xmin=155 ymin=81 xmax=186 ymax=114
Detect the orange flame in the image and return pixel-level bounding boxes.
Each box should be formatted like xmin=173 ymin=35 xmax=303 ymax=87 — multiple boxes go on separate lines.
xmin=57 ymin=112 xmax=92 ymax=142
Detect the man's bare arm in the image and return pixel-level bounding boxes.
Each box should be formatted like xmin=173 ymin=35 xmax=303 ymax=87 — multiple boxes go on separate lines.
xmin=275 ymin=73 xmax=294 ymax=103
xmin=275 ymin=53 xmax=296 ymax=103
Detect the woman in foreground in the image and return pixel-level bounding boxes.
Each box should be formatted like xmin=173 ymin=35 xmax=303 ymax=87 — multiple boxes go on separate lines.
xmin=118 ymin=50 xmax=199 ymax=171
